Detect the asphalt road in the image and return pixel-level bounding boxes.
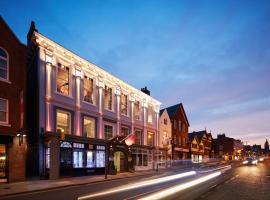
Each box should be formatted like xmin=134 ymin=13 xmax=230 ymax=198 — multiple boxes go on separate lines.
xmin=1 ymin=160 xmax=269 ymax=200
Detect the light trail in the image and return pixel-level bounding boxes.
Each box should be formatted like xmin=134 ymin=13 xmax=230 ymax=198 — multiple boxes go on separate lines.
xmin=77 ymin=171 xmax=196 ymax=200
xmin=138 ymin=171 xmax=222 ymax=200
xmin=199 ymin=165 xmax=231 ymax=173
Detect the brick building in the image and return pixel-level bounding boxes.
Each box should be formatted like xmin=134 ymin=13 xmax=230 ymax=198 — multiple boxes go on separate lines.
xmin=0 ymin=16 xmax=27 ymax=183
xmin=161 ymin=103 xmax=189 ymax=160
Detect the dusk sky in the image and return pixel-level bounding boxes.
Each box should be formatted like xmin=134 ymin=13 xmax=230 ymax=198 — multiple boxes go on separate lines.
xmin=1 ymin=0 xmax=270 ymax=146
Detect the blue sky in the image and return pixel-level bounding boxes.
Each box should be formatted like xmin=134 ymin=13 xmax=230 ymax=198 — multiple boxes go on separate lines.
xmin=1 ymin=0 xmax=270 ymax=146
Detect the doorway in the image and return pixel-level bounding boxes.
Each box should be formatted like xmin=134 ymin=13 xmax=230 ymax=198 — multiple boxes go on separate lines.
xmin=114 ymin=151 xmax=125 ymax=172
xmin=0 ymin=144 xmax=7 ymax=183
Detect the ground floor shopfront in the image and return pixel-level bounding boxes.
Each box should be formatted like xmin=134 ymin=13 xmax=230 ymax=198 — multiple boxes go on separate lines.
xmin=173 ymin=147 xmax=189 ymax=160
xmin=0 ymin=135 xmax=26 ymax=183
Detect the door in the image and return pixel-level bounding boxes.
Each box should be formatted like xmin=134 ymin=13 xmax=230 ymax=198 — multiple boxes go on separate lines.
xmin=0 ymin=144 xmax=7 ymax=182
xmin=114 ymin=151 xmax=125 ymax=172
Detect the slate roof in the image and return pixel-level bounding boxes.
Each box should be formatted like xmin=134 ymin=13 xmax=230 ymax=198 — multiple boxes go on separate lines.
xmin=163 ymin=103 xmax=190 ymax=126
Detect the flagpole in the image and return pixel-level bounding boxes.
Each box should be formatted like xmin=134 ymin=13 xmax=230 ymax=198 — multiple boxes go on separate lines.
xmin=120 ymin=131 xmax=134 ymax=143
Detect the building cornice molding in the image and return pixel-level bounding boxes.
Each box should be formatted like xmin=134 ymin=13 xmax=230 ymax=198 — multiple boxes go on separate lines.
xmin=34 ymin=31 xmax=161 ymax=107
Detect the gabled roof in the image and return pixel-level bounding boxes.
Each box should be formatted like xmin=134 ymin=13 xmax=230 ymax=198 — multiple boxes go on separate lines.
xmin=159 ymin=108 xmax=165 ymax=116
xmin=189 ymin=130 xmax=210 ymax=143
xmin=0 ymin=15 xmax=25 ymax=46
xmin=163 ymin=103 xmax=190 ymax=126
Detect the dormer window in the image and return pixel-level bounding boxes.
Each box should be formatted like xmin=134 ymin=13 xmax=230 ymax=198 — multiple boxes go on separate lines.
xmin=0 ymin=47 xmax=8 ymax=81
xmin=56 ymin=63 xmax=69 ymax=96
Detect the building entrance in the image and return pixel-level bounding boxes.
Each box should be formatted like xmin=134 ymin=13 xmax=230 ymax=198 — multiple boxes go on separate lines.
xmin=114 ymin=151 xmax=125 ymax=172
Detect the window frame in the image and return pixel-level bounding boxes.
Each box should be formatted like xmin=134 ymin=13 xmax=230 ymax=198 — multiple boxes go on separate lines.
xmin=0 ymin=98 xmax=8 ymax=124
xmin=56 ymin=63 xmax=70 ymax=96
xmin=120 ymin=93 xmax=128 ymax=116
xmin=0 ymin=47 xmax=9 ymax=82
xmin=134 ymin=101 xmax=141 ymax=120
xmin=104 ymin=85 xmax=113 ymax=111
xmin=104 ymin=124 xmax=113 ymax=140
xmin=82 ymin=115 xmax=96 ymax=138
xmin=83 ymin=75 xmax=94 ymax=104
xmin=56 ymin=109 xmax=71 ymax=135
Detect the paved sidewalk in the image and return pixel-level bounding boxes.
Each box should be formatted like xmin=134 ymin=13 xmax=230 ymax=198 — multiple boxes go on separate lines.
xmin=0 ymin=160 xmax=230 ymax=198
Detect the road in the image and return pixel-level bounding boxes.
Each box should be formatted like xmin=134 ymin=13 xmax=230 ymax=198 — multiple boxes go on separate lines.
xmin=1 ymin=160 xmax=269 ymax=200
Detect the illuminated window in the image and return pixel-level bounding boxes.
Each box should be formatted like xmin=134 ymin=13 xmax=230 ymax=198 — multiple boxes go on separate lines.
xmin=83 ymin=76 xmax=94 ymax=104
xmin=121 ymin=126 xmax=129 ymax=136
xmin=121 ymin=94 xmax=128 ymax=115
xmin=164 ymin=118 xmax=167 ymax=125
xmin=56 ymin=109 xmax=71 ymax=135
xmin=73 ymin=151 xmax=83 ymax=168
xmin=147 ymin=132 xmax=154 ymax=146
xmin=0 ymin=98 xmax=8 ymax=123
xmin=0 ymin=47 xmax=8 ymax=80
xmin=83 ymin=116 xmax=95 ymax=138
xmin=104 ymin=125 xmax=113 ymax=140
xmin=134 ymin=101 xmax=140 ymax=120
xmin=56 ymin=63 xmax=69 ymax=95
xmin=135 ymin=130 xmax=142 ymax=145
xmin=147 ymin=105 xmax=153 ymax=123
xmin=104 ymin=85 xmax=112 ymax=110
xmin=96 ymin=150 xmax=105 ymax=167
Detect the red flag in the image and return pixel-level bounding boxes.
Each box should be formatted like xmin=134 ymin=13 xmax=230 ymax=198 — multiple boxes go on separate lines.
xmin=125 ymin=133 xmax=135 ymax=146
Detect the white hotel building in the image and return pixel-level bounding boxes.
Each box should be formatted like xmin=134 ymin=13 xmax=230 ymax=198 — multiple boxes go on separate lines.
xmin=26 ymin=22 xmax=161 ymax=179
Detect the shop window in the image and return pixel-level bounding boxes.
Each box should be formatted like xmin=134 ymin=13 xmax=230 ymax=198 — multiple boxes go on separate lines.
xmin=0 ymin=47 xmax=8 ymax=80
xmin=104 ymin=125 xmax=113 ymax=140
xmin=134 ymin=101 xmax=140 ymax=120
xmin=60 ymin=148 xmax=72 ymax=167
xmin=83 ymin=76 xmax=94 ymax=104
xmin=104 ymin=85 xmax=112 ymax=110
xmin=83 ymin=116 xmax=95 ymax=138
xmin=45 ymin=146 xmax=50 ymax=169
xmin=96 ymin=150 xmax=105 ymax=168
xmin=121 ymin=126 xmax=129 ymax=136
xmin=147 ymin=132 xmax=154 ymax=146
xmin=56 ymin=63 xmax=69 ymax=95
xmin=73 ymin=151 xmax=83 ymax=168
xmin=86 ymin=151 xmax=95 ymax=168
xmin=0 ymin=144 xmax=6 ymax=179
xmin=56 ymin=109 xmax=71 ymax=135
xmin=121 ymin=94 xmax=128 ymax=115
xmin=0 ymin=98 xmax=8 ymax=123
xmin=135 ymin=130 xmax=142 ymax=145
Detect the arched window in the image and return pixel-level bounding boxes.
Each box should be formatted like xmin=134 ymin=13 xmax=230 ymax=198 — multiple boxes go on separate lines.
xmin=0 ymin=47 xmax=8 ymax=80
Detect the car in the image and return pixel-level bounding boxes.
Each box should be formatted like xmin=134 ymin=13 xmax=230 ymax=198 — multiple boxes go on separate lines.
xmin=242 ymin=157 xmax=258 ymax=165
xmin=258 ymin=157 xmax=264 ymax=162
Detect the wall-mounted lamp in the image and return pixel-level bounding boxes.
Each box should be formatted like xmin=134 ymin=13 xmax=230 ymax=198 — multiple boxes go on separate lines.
xmin=17 ymin=130 xmax=26 ymax=146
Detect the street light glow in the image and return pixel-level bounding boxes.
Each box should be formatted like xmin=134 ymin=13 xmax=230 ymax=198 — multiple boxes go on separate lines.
xmin=77 ymin=171 xmax=196 ymax=200
xmin=139 ymin=171 xmax=222 ymax=200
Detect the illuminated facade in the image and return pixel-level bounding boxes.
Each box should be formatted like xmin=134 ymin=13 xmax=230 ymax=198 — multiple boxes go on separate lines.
xmin=26 ymin=22 xmax=161 ymax=178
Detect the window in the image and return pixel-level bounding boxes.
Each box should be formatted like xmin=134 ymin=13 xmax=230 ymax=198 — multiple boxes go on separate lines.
xmin=96 ymin=150 xmax=105 ymax=167
xmin=45 ymin=145 xmax=50 ymax=169
xmin=86 ymin=151 xmax=95 ymax=168
xmin=148 ymin=105 xmax=153 ymax=123
xmin=179 ymin=137 xmax=182 ymax=145
xmin=121 ymin=126 xmax=129 ymax=136
xmin=56 ymin=110 xmax=71 ymax=135
xmin=104 ymin=85 xmax=112 ymax=110
xmin=164 ymin=118 xmax=167 ymax=125
xmin=163 ymin=131 xmax=169 ymax=145
xmin=134 ymin=101 xmax=140 ymax=120
xmin=0 ymin=47 xmax=8 ymax=80
xmin=179 ymin=120 xmax=181 ymax=131
xmin=73 ymin=151 xmax=83 ymax=168
xmin=104 ymin=125 xmax=113 ymax=140
xmin=147 ymin=132 xmax=154 ymax=146
xmin=83 ymin=76 xmax=94 ymax=103
xmin=56 ymin=63 xmax=69 ymax=95
xmin=174 ymin=120 xmax=177 ymax=129
xmin=182 ymin=123 xmax=186 ymax=132
xmin=121 ymin=94 xmax=128 ymax=115
xmin=135 ymin=130 xmax=142 ymax=145
xmin=83 ymin=116 xmax=95 ymax=138
xmin=0 ymin=99 xmax=8 ymax=123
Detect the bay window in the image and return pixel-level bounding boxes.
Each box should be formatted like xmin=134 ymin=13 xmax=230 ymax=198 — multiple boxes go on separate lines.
xmin=56 ymin=63 xmax=69 ymax=95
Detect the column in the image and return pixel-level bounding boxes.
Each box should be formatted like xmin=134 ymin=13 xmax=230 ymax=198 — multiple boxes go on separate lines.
xmin=116 ymin=90 xmax=121 ymax=136
xmin=142 ymin=101 xmax=148 ymax=146
xmin=97 ymin=77 xmax=104 ymax=139
xmin=49 ymin=136 xmax=60 ymax=179
xmin=45 ymin=51 xmax=53 ymax=132
xmin=75 ymin=68 xmax=82 ymax=136
xmin=155 ymin=111 xmax=159 ymax=147
xmin=130 ymin=95 xmax=135 ymax=133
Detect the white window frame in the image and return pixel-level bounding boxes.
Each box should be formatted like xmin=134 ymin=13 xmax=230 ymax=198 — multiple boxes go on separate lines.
xmin=0 ymin=47 xmax=9 ymax=82
xmin=0 ymin=98 xmax=8 ymax=125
